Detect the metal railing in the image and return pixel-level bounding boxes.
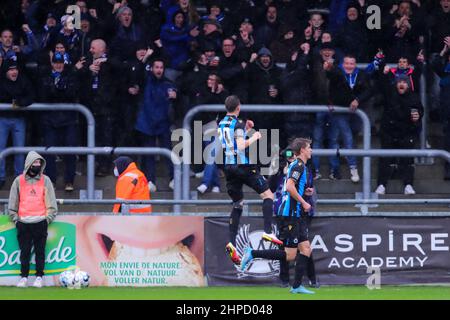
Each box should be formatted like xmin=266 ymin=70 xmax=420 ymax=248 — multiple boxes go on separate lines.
xmin=182 ymin=104 xmax=372 ymax=200
xmin=0 ymin=147 xmax=182 ymax=213
xmin=0 ymin=103 xmax=96 ymax=198
xmin=2 ymin=198 xmax=450 ymax=217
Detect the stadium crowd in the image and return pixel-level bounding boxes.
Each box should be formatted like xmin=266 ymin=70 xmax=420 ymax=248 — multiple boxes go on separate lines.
xmin=0 ymin=0 xmax=449 ymax=195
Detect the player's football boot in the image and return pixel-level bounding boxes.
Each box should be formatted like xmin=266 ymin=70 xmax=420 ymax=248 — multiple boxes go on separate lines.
xmin=262 ymin=232 xmax=283 ymax=245
xmin=240 ymin=247 xmax=254 ymax=271
xmin=225 ymin=242 xmax=241 ymax=265
xmin=290 ymin=285 xmax=315 ymax=294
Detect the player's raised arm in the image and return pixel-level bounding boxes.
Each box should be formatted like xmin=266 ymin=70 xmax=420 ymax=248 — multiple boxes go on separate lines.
xmin=236 ymin=130 xmax=261 ymax=151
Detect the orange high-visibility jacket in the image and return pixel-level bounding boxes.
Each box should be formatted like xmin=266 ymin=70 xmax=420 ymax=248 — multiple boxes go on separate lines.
xmin=113 ymin=162 xmax=151 ymax=213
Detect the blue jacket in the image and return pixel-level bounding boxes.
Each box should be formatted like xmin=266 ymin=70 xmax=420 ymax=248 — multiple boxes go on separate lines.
xmin=135 ymin=74 xmax=175 ymax=136
xmin=160 ymin=12 xmax=192 ymax=69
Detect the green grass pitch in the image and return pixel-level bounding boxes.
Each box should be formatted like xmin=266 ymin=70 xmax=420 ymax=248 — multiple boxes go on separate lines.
xmin=0 ymin=286 xmax=449 ymax=300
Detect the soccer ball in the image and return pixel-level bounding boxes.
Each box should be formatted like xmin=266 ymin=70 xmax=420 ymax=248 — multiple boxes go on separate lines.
xmin=74 ymin=270 xmax=90 ymax=288
xmin=59 ymin=270 xmax=75 ymax=288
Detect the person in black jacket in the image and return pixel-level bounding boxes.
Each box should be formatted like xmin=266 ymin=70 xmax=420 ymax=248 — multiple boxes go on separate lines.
xmin=38 ymin=52 xmax=79 ymax=192
xmin=0 ymin=60 xmax=33 ymax=189
xmin=334 ymin=3 xmax=369 ymax=62
xmin=374 ymin=75 xmax=423 ymax=195
xmin=116 ymin=41 xmax=156 ymax=147
xmin=324 ymin=54 xmax=372 ymax=182
xmin=246 ymin=47 xmax=283 ymax=131
xmin=75 ymin=39 xmax=118 ymax=176
xmin=281 ymin=42 xmax=313 ymax=147
xmin=217 ymin=38 xmax=248 ymax=103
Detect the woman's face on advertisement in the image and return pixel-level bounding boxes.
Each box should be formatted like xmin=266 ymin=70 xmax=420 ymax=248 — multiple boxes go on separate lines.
xmin=58 ymin=216 xmax=204 ymax=286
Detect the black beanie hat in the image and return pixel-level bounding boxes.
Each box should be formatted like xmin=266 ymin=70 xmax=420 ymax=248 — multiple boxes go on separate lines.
xmin=113 ymin=156 xmax=134 ymax=175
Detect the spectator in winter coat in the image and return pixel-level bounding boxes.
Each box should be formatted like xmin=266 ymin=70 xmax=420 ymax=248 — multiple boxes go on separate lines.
xmin=117 ymin=41 xmax=157 ymax=147
xmin=38 ymin=53 xmax=79 ymax=192
xmin=427 ymin=0 xmax=450 ymax=54
xmin=270 ymin=23 xmax=301 ymax=64
xmin=432 ymin=38 xmax=450 ymax=179
xmin=234 ymin=19 xmax=258 ymax=63
xmin=196 ymin=18 xmax=223 ymax=53
xmin=324 ymin=54 xmax=372 ymax=182
xmin=374 ymin=74 xmax=423 ymax=195
xmin=109 ymin=6 xmax=145 ymax=63
xmin=75 ymin=39 xmax=118 ymax=176
xmin=281 ymin=42 xmax=313 ymax=145
xmin=160 ymin=9 xmax=197 ymax=80
xmin=217 ymin=38 xmax=248 ymax=103
xmin=135 ymin=59 xmax=176 ymax=192
xmin=165 ymin=0 xmax=200 ymax=28
xmin=385 ymin=1 xmax=422 ymax=62
xmin=177 ymin=51 xmax=210 ymax=115
xmin=49 ymin=15 xmax=82 ymax=64
xmin=254 ymin=4 xmax=280 ymax=50
xmin=0 ymin=29 xmax=24 ymax=75
xmin=0 ymin=60 xmax=33 ymax=190
xmin=335 ymin=3 xmax=369 ymax=62
xmin=246 ymin=47 xmax=283 ymax=131
xmin=311 ymin=42 xmax=334 ymax=180
xmin=200 ymin=1 xmax=233 ymax=37
xmin=303 ymin=12 xmax=326 ymax=50
xmin=380 ymin=52 xmax=425 ymax=93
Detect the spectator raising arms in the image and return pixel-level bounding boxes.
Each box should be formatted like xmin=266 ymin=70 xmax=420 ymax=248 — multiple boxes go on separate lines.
xmin=135 ymin=59 xmax=176 ymax=192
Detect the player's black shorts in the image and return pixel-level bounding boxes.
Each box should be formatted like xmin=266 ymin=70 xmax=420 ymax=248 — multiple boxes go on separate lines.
xmin=276 ymin=215 xmax=310 ymax=248
xmin=224 ymin=164 xmax=269 ymax=202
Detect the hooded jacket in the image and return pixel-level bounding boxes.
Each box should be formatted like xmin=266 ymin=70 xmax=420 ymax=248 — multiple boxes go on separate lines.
xmin=379 ymin=72 xmax=424 ymax=138
xmin=246 ymin=47 xmax=282 ymax=104
xmin=160 ymin=10 xmax=192 ymax=69
xmin=8 ymin=151 xmax=58 ymax=224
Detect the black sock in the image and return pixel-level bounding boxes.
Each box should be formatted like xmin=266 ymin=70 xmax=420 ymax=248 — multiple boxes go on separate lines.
xmin=262 ymin=198 xmax=274 ymax=234
xmin=229 ymin=207 xmax=242 ymax=246
xmin=279 ymin=258 xmax=290 ymax=283
xmin=293 ymin=253 xmax=309 ymax=288
xmin=307 ymin=254 xmax=316 ymax=283
xmin=252 ymin=249 xmax=286 ymax=260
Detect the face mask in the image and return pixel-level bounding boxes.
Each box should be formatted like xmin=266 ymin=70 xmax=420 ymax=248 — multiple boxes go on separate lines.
xmin=114 ymin=167 xmax=119 ymax=177
xmin=28 ymin=165 xmax=41 ymax=177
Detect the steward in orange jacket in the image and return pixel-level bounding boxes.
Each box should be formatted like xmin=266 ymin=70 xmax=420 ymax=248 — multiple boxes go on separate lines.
xmin=112 ymin=156 xmax=151 ymax=213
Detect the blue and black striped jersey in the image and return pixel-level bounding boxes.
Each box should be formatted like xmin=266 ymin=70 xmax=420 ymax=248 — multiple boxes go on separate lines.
xmin=277 ymin=159 xmax=308 ymax=218
xmin=218 ymin=115 xmax=249 ymax=165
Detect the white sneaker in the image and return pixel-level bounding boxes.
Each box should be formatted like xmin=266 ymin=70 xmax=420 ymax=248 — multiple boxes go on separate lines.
xmin=17 ymin=277 xmax=28 ymax=288
xmin=33 ymin=276 xmax=43 ymax=288
xmin=148 ymin=181 xmax=157 ymax=193
xmin=350 ymin=168 xmax=360 ymax=183
xmin=169 ymin=179 xmax=174 ymax=190
xmin=197 ymin=184 xmax=208 ymax=194
xmin=375 ymin=184 xmax=386 ymax=195
xmin=211 ymin=186 xmax=220 ymax=193
xmin=194 ymin=171 xmax=204 ymax=179
xmin=404 ymin=184 xmax=416 ymax=195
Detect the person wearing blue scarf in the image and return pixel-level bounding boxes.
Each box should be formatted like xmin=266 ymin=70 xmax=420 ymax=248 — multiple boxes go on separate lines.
xmin=324 ymin=54 xmax=372 ymax=182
